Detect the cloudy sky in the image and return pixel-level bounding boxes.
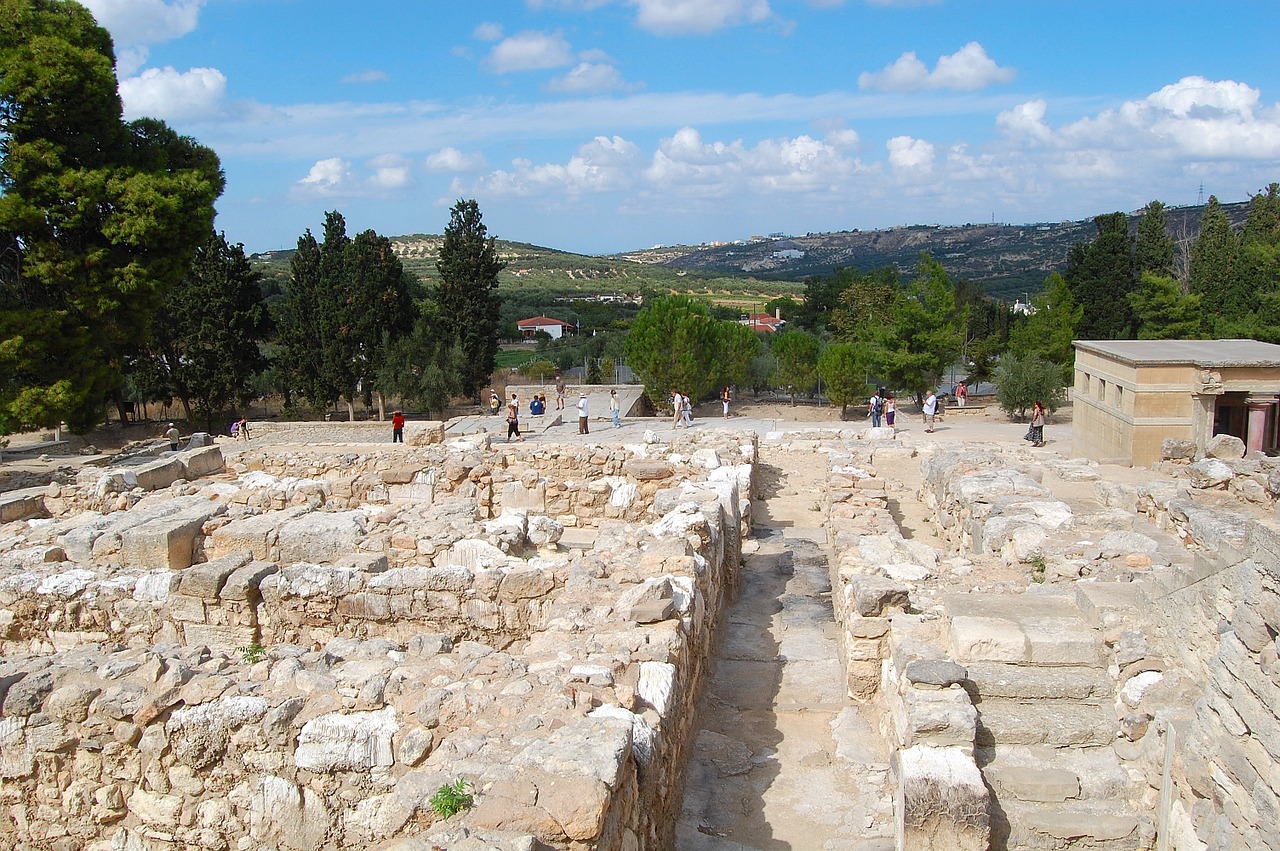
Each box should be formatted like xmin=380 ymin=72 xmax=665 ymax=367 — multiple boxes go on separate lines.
xmin=87 ymin=0 xmax=1280 ymax=255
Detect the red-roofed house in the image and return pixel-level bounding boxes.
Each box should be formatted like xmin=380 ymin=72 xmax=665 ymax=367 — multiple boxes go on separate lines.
xmin=739 ymin=313 xmax=786 ymax=333
xmin=518 ymin=316 xmax=576 ymax=341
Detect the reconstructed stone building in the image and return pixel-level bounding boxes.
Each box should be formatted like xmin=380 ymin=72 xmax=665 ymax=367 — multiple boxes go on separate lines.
xmin=1073 ymin=339 xmax=1280 ymax=467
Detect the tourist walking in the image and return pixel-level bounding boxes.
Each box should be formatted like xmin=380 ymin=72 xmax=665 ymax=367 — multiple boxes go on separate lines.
xmin=922 ymin=390 xmax=938 ymax=433
xmin=577 ymin=392 xmax=590 ymax=434
xmin=885 ymin=395 xmax=896 ymax=428
xmin=681 ymin=392 xmax=693 ymax=428
xmin=555 ymin=374 xmax=566 ymax=410
xmin=609 ymin=389 xmax=621 ymax=428
xmin=868 ymin=389 xmax=883 ymax=428
xmin=956 ymin=382 xmax=968 ymax=408
xmin=1028 ymin=400 xmax=1046 ymax=447
xmin=672 ymin=389 xmax=683 ymax=429
xmin=391 ymin=410 xmax=404 ymax=443
xmin=165 ymin=423 xmax=180 ymax=452
xmin=506 ymin=400 xmax=525 ymax=443
xmin=721 ymin=386 xmax=731 ymax=419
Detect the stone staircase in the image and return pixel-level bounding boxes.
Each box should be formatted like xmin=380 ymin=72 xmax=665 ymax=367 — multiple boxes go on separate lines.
xmin=941 ymin=589 xmax=1152 ymax=850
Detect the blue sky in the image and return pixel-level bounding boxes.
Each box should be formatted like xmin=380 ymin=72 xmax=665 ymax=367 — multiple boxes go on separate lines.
xmin=86 ymin=0 xmax=1280 ymax=256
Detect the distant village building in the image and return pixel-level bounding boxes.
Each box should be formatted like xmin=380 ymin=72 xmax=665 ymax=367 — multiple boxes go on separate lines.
xmin=739 ymin=312 xmax=786 ymax=333
xmin=517 ymin=316 xmax=575 ymax=341
xmin=1073 ymin=339 xmax=1280 ymax=467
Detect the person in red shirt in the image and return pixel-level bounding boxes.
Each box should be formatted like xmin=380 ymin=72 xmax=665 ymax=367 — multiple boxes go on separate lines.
xmin=392 ymin=410 xmax=405 ymax=443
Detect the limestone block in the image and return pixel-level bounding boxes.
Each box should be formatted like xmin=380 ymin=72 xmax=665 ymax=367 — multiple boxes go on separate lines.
xmin=1204 ymin=433 xmax=1246 ymax=460
xmin=0 ymin=489 xmax=48 ymax=523
xmin=182 ymin=622 xmax=255 ymax=652
xmin=208 ymin=507 xmax=307 ymax=560
xmin=499 ymin=567 xmax=553 ymax=601
xmin=295 ymin=707 xmax=397 ymax=771
xmin=527 ymin=514 xmax=564 ymax=547
xmin=896 ymin=745 xmax=990 ymax=851
xmin=180 ymin=445 xmax=225 ymax=479
xmin=848 ymin=575 xmax=911 ymax=617
xmin=906 ymin=660 xmax=967 ymax=688
xmin=131 ymin=456 xmax=187 ymax=490
xmin=127 ymin=788 xmax=182 ymax=826
xmin=638 ymin=661 xmax=676 ymax=714
xmin=2 ymin=670 xmax=54 ymax=717
xmin=179 ymin=551 xmax=253 ymax=600
xmin=1188 ymin=458 xmax=1233 ymax=489
xmin=619 ymin=578 xmax=677 ymax=623
xmin=220 ymin=560 xmax=279 ymax=601
xmin=949 ymin=616 xmax=1027 ymax=663
xmin=443 ymin=539 xmax=509 ymax=570
xmin=1023 ymin=617 xmax=1100 ymax=666
xmin=898 ymin=686 xmax=978 ymax=749
xmin=277 ymin=510 xmax=366 ymax=565
xmin=117 ymin=509 xmax=210 ymax=569
xmin=986 ymin=765 xmax=1080 ymax=802
xmin=1162 ymin=438 xmax=1196 ymax=461
xmin=46 ymin=683 xmax=101 ymax=723
xmin=239 ymin=775 xmax=334 ymax=851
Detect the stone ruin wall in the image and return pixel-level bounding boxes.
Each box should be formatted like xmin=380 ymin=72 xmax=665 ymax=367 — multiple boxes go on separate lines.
xmin=821 ymin=434 xmax=1280 ymax=851
xmin=0 ymin=430 xmax=757 ymax=850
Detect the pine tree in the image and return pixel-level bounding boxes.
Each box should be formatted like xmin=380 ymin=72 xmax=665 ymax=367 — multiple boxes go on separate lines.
xmin=1008 ymin=272 xmax=1083 ymax=382
xmin=437 ymin=199 xmax=506 ymax=399
xmin=1127 ymin=272 xmax=1202 ymax=340
xmin=866 ymin=254 xmax=967 ymax=401
xmin=0 ymin=0 xmax=223 ymax=432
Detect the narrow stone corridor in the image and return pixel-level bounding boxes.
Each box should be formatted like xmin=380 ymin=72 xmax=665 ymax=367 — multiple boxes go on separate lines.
xmin=676 ymin=450 xmax=894 ymax=850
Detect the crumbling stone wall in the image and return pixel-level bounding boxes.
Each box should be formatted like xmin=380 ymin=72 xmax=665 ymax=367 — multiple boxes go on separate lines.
xmin=0 ymin=431 xmax=754 ymax=850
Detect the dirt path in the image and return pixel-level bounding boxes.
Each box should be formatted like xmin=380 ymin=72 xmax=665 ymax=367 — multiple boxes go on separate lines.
xmin=677 ymin=447 xmax=894 ymax=850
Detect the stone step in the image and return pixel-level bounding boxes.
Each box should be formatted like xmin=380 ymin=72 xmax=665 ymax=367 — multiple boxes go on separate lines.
xmin=943 ymin=591 xmax=1102 ymax=667
xmin=974 ymin=699 xmax=1114 ymax=747
xmin=996 ymin=798 xmax=1149 ymax=850
xmin=979 ymin=744 xmax=1134 ymax=802
xmin=966 ymin=661 xmax=1111 ymax=702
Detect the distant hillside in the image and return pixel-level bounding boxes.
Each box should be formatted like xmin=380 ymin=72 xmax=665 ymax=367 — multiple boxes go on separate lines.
xmin=250 ymin=201 xmax=1250 ymax=305
xmin=612 ymin=201 xmax=1250 ymax=301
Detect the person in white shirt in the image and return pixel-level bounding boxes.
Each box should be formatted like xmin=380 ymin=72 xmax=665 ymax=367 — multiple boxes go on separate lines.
xmin=577 ymin=392 xmax=589 ymax=434
xmin=922 ymin=390 xmax=938 ymax=433
xmin=609 ymin=389 xmax=621 ymax=428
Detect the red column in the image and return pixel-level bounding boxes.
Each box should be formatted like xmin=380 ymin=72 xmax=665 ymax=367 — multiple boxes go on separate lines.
xmin=1245 ymin=397 xmax=1274 ymax=454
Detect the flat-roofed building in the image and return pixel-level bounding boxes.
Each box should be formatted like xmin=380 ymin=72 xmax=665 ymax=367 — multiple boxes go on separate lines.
xmin=1073 ymin=339 xmax=1280 ymax=467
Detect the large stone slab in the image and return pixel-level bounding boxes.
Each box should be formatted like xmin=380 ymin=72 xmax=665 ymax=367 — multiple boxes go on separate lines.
xmin=207 ymin=507 xmax=308 ymax=561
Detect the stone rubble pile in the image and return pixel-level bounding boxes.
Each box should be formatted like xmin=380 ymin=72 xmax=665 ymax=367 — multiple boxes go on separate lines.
xmin=0 ymin=428 xmax=756 ymax=850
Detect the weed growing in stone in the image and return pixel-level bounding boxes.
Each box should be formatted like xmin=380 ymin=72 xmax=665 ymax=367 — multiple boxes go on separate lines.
xmin=240 ymin=642 xmax=266 ymax=663
xmin=1028 ymin=554 xmax=1047 ymax=583
xmin=430 ymin=779 xmax=474 ymax=818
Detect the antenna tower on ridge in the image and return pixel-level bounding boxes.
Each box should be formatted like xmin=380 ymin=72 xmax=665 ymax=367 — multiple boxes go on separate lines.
xmin=1197 ymin=182 xmax=1204 ymax=205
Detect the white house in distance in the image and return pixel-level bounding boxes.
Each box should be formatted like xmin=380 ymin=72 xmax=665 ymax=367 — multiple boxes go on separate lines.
xmin=517 ymin=316 xmax=576 ymax=341
xmin=739 ymin=311 xmax=786 ymax=333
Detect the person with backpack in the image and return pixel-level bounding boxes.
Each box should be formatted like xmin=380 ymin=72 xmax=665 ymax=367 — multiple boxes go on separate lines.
xmin=681 ymin=392 xmax=693 ymax=428
xmin=868 ymin=390 xmax=884 ymax=428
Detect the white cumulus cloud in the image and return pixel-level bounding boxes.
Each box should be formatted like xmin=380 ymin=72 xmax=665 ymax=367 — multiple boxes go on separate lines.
xmin=860 ymin=42 xmax=1014 ymax=92
xmin=486 ymin=31 xmax=575 ymax=73
xmin=478 ymin=135 xmax=642 ymax=196
xmin=297 ymin=158 xmax=352 ymax=192
xmin=118 ymin=66 xmax=226 ymax=121
xmin=631 ymin=0 xmax=772 ymax=35
xmin=887 ymin=136 xmax=935 ymax=171
xmin=368 ymin=154 xmax=413 ymax=190
xmin=426 ymin=147 xmax=488 ymax=173
xmin=82 ymin=0 xmax=205 ymax=46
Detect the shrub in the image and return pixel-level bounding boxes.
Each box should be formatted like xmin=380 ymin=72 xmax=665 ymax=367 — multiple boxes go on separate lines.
xmin=993 ymin=353 xmax=1066 ymax=419
xmin=429 ymin=779 xmax=474 ymax=819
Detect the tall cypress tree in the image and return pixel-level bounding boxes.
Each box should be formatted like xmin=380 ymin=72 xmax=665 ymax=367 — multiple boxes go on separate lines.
xmin=1188 ymin=196 xmax=1240 ymax=324
xmin=1066 ymin=213 xmax=1135 ymax=340
xmin=1135 ymin=201 xmax=1176 ymax=277
xmin=436 ymin=199 xmax=505 ymax=398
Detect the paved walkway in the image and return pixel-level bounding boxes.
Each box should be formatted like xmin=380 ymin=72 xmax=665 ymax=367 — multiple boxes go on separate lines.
xmin=676 ymin=446 xmax=894 ymax=850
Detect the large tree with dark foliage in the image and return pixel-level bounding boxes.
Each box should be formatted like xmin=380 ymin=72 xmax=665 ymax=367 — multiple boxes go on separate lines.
xmin=1135 ymin=200 xmax=1176 ymax=277
xmin=0 ymin=0 xmax=224 ymax=433
xmin=140 ymin=231 xmax=272 ymax=429
xmin=436 ymin=199 xmax=505 ymax=398
xmin=280 ymin=212 xmax=416 ymax=418
xmin=1066 ymin=213 xmax=1135 ymax=340
xmin=1188 ymin=196 xmax=1240 ymax=323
